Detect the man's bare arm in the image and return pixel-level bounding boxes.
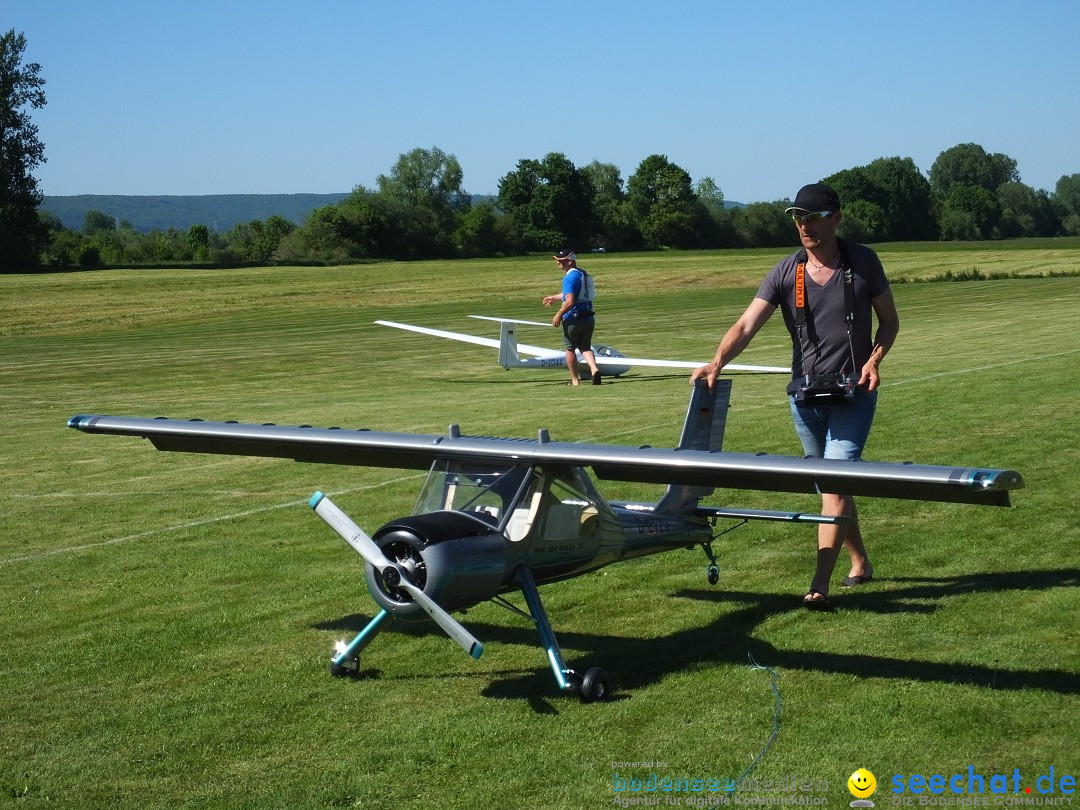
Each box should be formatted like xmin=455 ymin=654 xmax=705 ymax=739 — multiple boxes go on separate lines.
xmin=860 ymin=289 xmax=900 ymax=391
xmin=690 ymin=297 xmax=777 ymax=389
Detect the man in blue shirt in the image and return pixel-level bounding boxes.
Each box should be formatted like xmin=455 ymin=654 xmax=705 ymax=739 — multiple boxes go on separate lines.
xmin=543 ymin=249 xmax=602 ymax=386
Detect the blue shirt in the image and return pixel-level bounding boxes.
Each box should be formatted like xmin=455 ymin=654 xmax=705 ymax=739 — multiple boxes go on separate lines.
xmin=560 ymin=267 xmax=595 ymax=323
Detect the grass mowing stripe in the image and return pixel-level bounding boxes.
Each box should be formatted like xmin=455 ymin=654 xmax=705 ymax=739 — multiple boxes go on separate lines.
xmin=883 ymin=347 xmax=1080 ymax=384
xmin=0 ymin=473 xmax=426 ymax=566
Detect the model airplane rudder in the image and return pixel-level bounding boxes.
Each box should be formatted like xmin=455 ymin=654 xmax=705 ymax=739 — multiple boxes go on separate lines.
xmin=654 ymin=379 xmax=732 ymax=516
xmin=498 ymin=320 xmax=522 ymax=369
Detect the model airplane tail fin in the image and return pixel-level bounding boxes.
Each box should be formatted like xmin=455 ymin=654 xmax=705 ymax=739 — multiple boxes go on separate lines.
xmin=655 ymin=379 xmax=731 ymax=516
xmin=498 ymin=320 xmax=524 ymax=369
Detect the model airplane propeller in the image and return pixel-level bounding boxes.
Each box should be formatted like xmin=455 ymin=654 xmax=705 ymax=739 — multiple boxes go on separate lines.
xmin=311 ymin=493 xmax=484 ymax=658
xmin=374 ymin=316 xmax=791 ymax=376
xmin=68 ymin=381 xmax=1022 ymax=702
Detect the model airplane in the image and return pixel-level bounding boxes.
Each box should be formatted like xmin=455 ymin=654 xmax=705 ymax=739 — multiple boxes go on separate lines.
xmin=68 ymin=381 xmax=1022 ymax=702
xmin=374 ymin=316 xmax=791 ymax=376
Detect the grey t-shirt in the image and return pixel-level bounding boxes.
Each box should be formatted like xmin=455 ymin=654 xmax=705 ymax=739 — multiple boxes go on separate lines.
xmin=755 ymin=240 xmax=890 ymax=393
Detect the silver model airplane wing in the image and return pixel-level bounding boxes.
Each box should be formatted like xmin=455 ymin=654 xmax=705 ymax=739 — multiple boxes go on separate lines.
xmin=68 ymin=415 xmax=1023 ymax=507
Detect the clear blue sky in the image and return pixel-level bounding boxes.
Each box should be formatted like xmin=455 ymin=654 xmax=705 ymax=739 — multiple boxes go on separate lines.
xmin=8 ymin=0 xmax=1079 ymax=202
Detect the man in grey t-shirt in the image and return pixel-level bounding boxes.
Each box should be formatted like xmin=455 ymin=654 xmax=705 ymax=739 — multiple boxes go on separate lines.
xmin=691 ymin=183 xmax=900 ymax=610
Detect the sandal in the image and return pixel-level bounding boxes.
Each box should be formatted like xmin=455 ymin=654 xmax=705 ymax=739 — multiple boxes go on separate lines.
xmin=840 ymin=574 xmax=873 ymax=587
xmin=841 ymin=564 xmax=874 ymax=587
xmin=803 ymin=590 xmax=832 ymax=611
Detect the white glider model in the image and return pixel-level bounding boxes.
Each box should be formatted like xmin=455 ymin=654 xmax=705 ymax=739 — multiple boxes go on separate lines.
xmin=374 ymin=316 xmax=790 ymax=377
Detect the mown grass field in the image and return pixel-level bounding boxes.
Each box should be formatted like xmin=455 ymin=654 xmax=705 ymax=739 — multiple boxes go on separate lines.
xmin=2 ymin=244 xmax=1078 ymax=809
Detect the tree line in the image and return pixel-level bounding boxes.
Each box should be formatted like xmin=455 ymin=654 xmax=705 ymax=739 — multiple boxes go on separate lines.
xmin=31 ymin=146 xmax=1080 ymax=270
xmin=4 ymin=29 xmax=1080 ymax=272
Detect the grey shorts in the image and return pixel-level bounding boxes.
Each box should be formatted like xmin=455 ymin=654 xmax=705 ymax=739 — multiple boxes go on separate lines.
xmin=562 ymin=319 xmax=595 ymax=352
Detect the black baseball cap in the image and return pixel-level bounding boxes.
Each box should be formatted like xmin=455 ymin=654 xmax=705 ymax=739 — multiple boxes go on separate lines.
xmin=784 ymin=183 xmax=841 ymax=214
xmin=553 ymin=249 xmax=576 ymax=261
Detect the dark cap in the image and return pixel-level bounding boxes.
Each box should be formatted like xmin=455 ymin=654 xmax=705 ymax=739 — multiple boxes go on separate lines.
xmin=784 ymin=183 xmax=841 ymax=214
xmin=553 ymin=249 xmax=576 ymax=261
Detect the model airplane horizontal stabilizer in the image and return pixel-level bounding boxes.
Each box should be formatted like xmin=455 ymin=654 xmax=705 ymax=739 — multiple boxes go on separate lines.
xmin=468 ymin=315 xmax=552 ymax=328
xmin=67 ymin=414 xmax=1022 ymax=506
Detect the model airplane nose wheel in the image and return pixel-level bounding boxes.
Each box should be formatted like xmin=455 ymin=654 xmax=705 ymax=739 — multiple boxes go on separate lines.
xmin=579 ymin=667 xmax=611 ymax=703
xmin=702 ymin=542 xmax=720 ymax=586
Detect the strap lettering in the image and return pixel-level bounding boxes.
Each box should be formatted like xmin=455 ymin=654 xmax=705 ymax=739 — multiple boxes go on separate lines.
xmin=795 ymin=262 xmax=806 ymax=314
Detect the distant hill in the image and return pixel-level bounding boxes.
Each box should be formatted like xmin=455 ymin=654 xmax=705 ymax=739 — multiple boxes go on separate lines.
xmin=40 ymin=192 xmax=742 ymax=235
xmin=40 ymin=193 xmax=351 ymax=233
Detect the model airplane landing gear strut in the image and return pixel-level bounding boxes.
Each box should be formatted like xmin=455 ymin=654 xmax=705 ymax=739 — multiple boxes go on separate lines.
xmin=329 ymin=608 xmax=389 ymax=678
xmin=512 ymin=566 xmax=610 ymax=703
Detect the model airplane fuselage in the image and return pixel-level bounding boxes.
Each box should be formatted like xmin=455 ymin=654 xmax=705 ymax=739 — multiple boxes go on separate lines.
xmin=67 ymin=381 xmax=1022 ymax=702
xmin=375 ymin=316 xmax=791 ymax=376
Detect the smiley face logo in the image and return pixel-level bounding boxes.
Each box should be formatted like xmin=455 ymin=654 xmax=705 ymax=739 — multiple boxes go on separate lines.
xmin=848 ymin=768 xmax=877 ymax=799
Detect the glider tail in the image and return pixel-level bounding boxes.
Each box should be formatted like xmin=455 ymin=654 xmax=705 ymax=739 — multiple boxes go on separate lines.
xmin=654 ymin=379 xmax=731 ymax=516
xmin=498 ymin=320 xmax=524 ymax=369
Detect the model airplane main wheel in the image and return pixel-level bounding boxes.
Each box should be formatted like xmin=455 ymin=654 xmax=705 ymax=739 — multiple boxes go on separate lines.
xmin=707 ymin=564 xmax=720 ymax=586
xmin=579 ymin=667 xmax=611 ymax=703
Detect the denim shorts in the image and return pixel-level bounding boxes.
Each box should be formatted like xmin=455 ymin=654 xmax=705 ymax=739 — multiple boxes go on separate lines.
xmin=789 ymin=388 xmax=877 ymax=460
